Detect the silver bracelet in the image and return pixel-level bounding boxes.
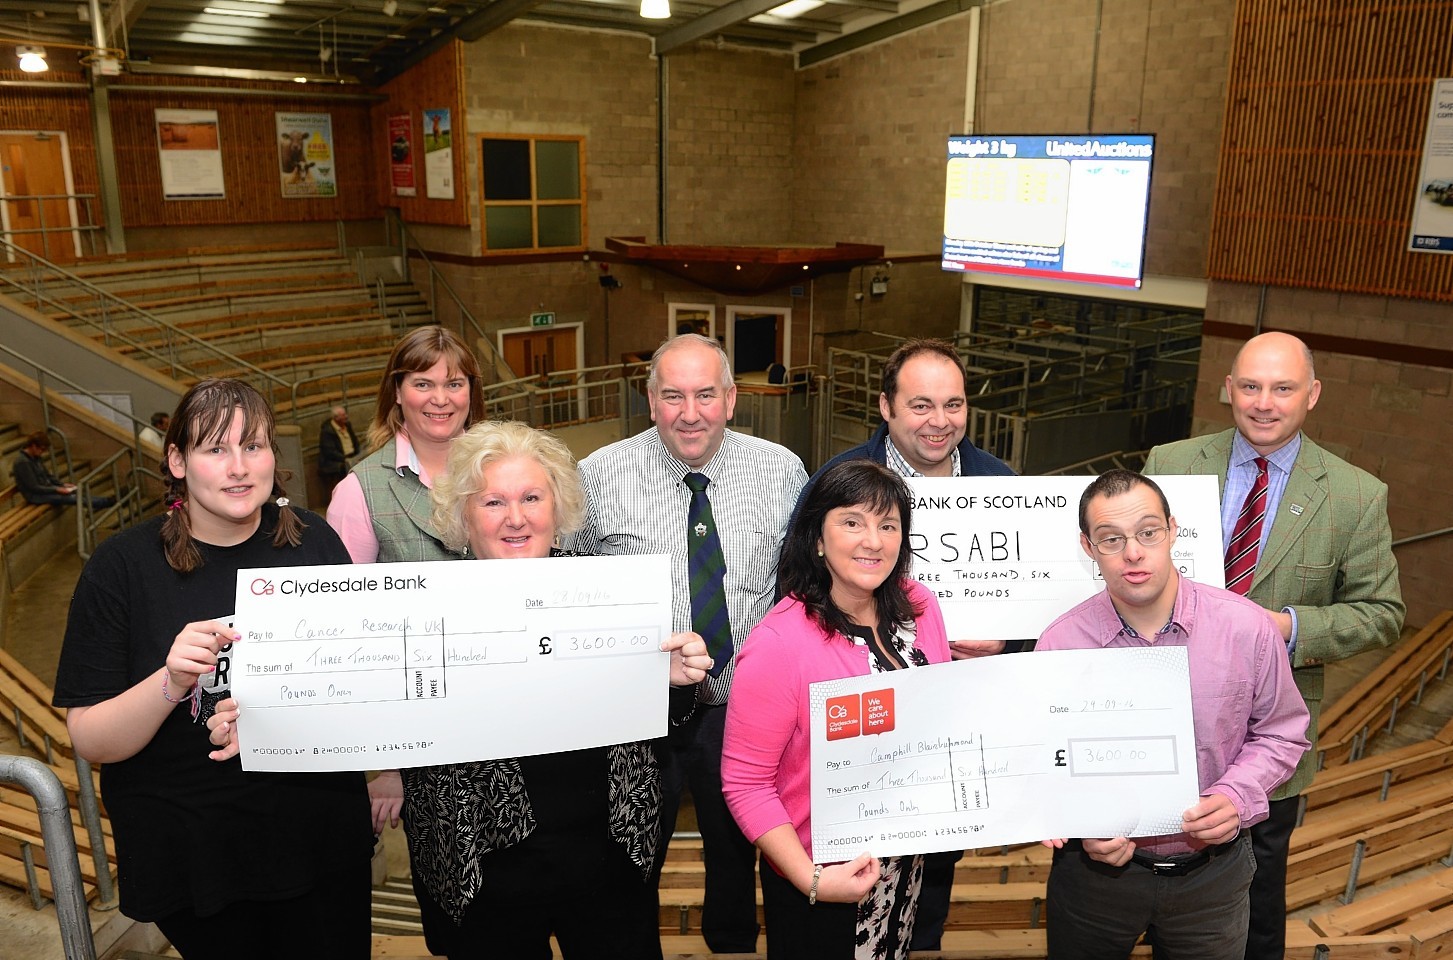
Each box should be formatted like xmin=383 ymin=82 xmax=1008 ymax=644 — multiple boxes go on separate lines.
xmin=808 ymin=864 xmax=823 ymax=906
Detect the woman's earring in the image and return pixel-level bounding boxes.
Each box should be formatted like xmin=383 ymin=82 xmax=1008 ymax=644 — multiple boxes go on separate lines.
xmin=817 ymin=549 xmax=824 ymax=557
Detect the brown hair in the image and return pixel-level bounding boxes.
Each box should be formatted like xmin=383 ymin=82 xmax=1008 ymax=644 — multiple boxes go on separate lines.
xmin=160 ymin=379 xmax=303 ymax=573
xmin=1077 ymin=469 xmax=1172 ymax=537
xmin=880 ymin=338 xmax=968 ymax=408
xmin=367 ymin=326 xmax=485 ymax=452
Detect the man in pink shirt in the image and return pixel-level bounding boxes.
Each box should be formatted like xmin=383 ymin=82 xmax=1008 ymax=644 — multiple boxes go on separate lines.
xmin=1037 ymin=470 xmax=1309 ymax=960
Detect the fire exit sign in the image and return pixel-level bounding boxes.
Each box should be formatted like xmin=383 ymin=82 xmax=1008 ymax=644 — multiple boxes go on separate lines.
xmin=530 ymin=312 xmax=555 ymax=327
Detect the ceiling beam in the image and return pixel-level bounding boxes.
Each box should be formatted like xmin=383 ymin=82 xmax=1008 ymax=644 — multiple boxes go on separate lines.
xmin=797 ymin=0 xmax=979 ymax=67
xmin=373 ymin=0 xmax=548 ymax=81
xmin=653 ymin=0 xmax=785 ymax=55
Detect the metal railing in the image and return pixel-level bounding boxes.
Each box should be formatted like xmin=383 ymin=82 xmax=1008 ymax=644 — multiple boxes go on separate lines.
xmin=822 ymin=322 xmax=1201 ymax=475
xmin=0 ymin=756 xmax=99 ymax=959
xmin=0 ymin=238 xmax=290 ymax=402
xmin=0 ymin=191 xmax=103 ymax=262
xmin=380 ymin=212 xmax=514 ymax=381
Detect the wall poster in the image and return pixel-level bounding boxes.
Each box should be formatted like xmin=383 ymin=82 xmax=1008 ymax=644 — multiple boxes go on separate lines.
xmin=423 ymin=108 xmax=454 ymax=200
xmin=1410 ymin=78 xmax=1453 ymax=254
xmin=276 ymin=112 xmax=338 ymax=199
xmin=388 ymin=114 xmax=417 ymax=198
xmin=155 ymin=108 xmax=225 ymax=200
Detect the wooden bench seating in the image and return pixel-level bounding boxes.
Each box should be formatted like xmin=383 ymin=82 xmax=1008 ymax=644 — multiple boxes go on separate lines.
xmin=1308 ymin=867 xmax=1453 ymax=938
xmin=1319 ymin=612 xmax=1453 ymax=766
xmin=1302 ymin=740 xmax=1453 ymax=813
xmin=53 ymin=272 xmax=362 ymax=317
xmin=97 ymin=297 xmax=380 ymax=344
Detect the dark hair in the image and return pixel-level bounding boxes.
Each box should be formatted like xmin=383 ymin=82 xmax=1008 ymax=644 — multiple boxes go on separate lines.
xmin=23 ymin=431 xmax=49 ymax=451
xmin=1077 ymin=469 xmax=1172 ymax=536
xmin=367 ymin=325 xmax=485 ymax=452
xmin=880 ymin=338 xmax=967 ymax=408
xmin=150 ymin=411 xmax=169 ymax=428
xmin=779 ymin=459 xmax=922 ymax=640
xmin=161 ymin=379 xmax=303 ymax=573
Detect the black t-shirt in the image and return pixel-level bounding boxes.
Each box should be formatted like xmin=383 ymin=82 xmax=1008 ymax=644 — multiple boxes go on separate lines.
xmin=53 ymin=505 xmax=372 ymax=921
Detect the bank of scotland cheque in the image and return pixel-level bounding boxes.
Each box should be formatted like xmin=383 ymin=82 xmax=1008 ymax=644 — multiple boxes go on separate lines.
xmin=810 ymin=647 xmax=1200 ymax=862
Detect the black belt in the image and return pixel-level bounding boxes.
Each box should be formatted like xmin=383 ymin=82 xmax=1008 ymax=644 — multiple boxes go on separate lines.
xmin=1128 ymin=841 xmax=1233 ymax=877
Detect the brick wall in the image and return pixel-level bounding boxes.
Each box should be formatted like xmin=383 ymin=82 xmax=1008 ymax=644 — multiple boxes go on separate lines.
xmin=977 ymin=0 xmax=1235 ymax=279
xmin=792 ymin=17 xmax=972 ymax=253
xmin=1196 ymin=281 xmax=1453 ymax=629
xmin=666 ymin=46 xmax=796 ymax=244
xmin=460 ymin=23 xmax=659 ymax=249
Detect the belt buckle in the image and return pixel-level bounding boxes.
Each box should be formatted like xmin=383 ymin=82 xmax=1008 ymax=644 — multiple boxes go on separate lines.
xmin=1148 ymin=859 xmax=1184 ymax=876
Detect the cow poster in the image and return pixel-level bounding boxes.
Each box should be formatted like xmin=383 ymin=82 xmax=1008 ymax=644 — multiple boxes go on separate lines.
xmin=388 ymin=114 xmax=417 ymax=198
xmin=276 ymin=112 xmax=337 ymax=199
xmin=423 ymin=108 xmax=454 ymax=200
xmin=155 ymin=108 xmax=225 ymax=200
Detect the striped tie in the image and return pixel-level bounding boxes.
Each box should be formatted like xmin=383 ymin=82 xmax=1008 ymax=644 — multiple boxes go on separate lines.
xmin=1224 ymin=457 xmax=1269 ymax=596
xmin=684 ymin=473 xmax=732 ymax=678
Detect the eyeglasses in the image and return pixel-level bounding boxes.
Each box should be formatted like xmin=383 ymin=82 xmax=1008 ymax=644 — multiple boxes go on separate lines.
xmin=1089 ymin=526 xmax=1170 ymax=555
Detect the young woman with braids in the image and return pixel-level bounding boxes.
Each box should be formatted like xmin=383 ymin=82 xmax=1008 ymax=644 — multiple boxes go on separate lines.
xmin=52 ymin=379 xmax=372 ymax=959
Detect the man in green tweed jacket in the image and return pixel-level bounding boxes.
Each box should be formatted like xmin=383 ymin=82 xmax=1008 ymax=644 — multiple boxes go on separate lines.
xmin=1144 ymin=331 xmax=1404 ymax=960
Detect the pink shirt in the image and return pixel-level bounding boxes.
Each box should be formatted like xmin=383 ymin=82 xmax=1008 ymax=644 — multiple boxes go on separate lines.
xmin=721 ymin=582 xmax=951 ymax=863
xmin=1036 ymin=575 xmax=1310 ymax=855
xmin=325 ymin=433 xmax=431 ymax=564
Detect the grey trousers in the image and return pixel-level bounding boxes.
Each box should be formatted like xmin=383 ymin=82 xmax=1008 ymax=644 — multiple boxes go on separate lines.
xmin=1045 ymin=835 xmax=1255 ymax=960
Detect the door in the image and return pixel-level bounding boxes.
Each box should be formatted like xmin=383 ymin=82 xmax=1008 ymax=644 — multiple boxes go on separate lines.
xmin=728 ymin=309 xmax=788 ymax=378
xmin=502 ymin=327 xmax=578 ymax=379
xmin=501 ymin=326 xmax=581 ymax=425
xmin=0 ymin=133 xmax=79 ymax=264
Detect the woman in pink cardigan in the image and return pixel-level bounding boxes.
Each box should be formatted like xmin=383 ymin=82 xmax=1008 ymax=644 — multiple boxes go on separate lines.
xmin=722 ymin=460 xmax=951 ymax=959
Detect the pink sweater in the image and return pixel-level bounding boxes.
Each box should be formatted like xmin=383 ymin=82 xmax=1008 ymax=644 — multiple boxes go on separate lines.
xmin=721 ymin=582 xmax=951 ymax=863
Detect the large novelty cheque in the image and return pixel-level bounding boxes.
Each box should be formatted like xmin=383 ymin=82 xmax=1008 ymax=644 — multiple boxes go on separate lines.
xmin=230 ymin=554 xmax=672 ymax=772
xmin=908 ymin=474 xmax=1223 ymax=639
xmin=811 ymin=647 xmax=1199 ymax=861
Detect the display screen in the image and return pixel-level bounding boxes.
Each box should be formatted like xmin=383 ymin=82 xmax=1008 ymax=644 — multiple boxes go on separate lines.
xmin=941 ymin=134 xmax=1155 ymax=288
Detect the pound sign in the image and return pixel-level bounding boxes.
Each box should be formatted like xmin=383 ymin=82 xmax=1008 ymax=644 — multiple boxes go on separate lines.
xmin=1054 ymin=749 xmax=1066 ymax=767
xmin=538 ymin=637 xmax=553 ymax=655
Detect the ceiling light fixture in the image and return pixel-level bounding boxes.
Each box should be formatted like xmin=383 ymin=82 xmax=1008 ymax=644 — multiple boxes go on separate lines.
xmin=383 ymin=0 xmax=399 ymax=15
xmin=17 ymin=45 xmax=48 ymax=72
xmin=640 ymin=0 xmax=670 ymax=19
xmin=203 ymin=6 xmax=271 ymax=17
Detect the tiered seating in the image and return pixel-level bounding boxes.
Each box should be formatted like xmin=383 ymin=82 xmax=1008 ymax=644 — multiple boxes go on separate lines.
xmin=33 ymin=244 xmax=435 ymax=421
xmin=1316 ymin=612 xmax=1453 ymax=765
xmin=0 ymin=649 xmax=113 ymax=907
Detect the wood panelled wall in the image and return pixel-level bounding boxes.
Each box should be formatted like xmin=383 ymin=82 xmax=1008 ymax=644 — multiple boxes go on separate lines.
xmin=1209 ymin=1 xmax=1453 ymax=301
xmin=106 ymin=75 xmax=381 ymax=227
xmin=0 ymin=70 xmax=102 ymax=224
xmin=372 ymin=42 xmax=469 ymax=227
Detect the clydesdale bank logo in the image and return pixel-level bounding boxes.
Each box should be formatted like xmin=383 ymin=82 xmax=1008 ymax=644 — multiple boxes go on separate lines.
xmin=248 ymin=575 xmax=426 ymax=597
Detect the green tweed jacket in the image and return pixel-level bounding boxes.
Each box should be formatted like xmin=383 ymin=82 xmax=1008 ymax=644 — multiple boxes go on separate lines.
xmin=352 ymin=438 xmax=457 ymax=564
xmin=1144 ymin=429 xmax=1404 ymax=798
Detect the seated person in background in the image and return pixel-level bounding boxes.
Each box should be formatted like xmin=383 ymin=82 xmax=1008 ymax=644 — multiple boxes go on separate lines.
xmin=1037 ymin=469 xmax=1310 ymax=960
xmin=723 ymin=459 xmax=952 ymax=959
xmin=13 ymin=431 xmax=114 ymax=508
xmin=139 ymin=411 xmax=170 ymax=448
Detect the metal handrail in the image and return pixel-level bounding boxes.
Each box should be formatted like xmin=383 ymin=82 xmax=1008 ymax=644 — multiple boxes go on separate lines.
xmin=384 ymin=212 xmax=513 ymax=379
xmin=0 ymin=238 xmax=292 ymax=398
xmin=1392 ymin=527 xmax=1453 ymax=549
xmin=0 ymin=191 xmax=102 ymax=260
xmin=0 ymin=756 xmax=98 ymax=960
